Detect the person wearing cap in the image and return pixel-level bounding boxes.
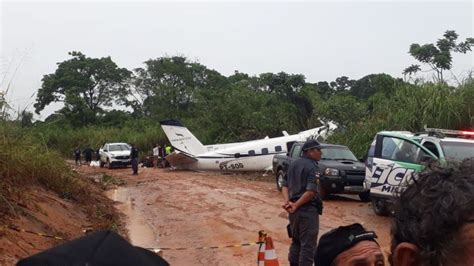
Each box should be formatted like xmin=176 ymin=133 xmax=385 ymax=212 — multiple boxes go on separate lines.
xmin=314 ymin=223 xmax=384 ymax=266
xmin=281 ymin=139 xmax=323 ymax=266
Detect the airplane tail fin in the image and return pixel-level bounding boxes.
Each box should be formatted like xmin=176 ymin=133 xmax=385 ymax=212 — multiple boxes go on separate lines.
xmin=160 ymin=119 xmax=207 ymax=155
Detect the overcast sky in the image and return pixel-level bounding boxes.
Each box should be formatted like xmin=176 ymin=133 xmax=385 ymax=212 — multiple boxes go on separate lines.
xmin=1 ymin=1 xmax=473 ymax=120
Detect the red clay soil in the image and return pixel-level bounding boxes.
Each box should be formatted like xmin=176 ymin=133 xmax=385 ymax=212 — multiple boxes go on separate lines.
xmin=0 ymin=163 xmax=393 ymax=265
xmin=0 ymin=170 xmax=123 ymax=265
xmin=78 ymin=166 xmax=393 ymax=266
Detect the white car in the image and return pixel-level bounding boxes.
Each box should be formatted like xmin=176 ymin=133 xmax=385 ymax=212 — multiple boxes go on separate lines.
xmin=99 ymin=143 xmax=132 ymax=169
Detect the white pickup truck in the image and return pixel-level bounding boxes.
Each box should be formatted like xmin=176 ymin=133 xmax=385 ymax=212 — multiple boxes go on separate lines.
xmin=99 ymin=142 xmax=132 ymax=169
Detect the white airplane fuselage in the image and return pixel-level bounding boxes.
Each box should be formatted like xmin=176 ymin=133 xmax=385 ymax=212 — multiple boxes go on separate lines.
xmin=160 ymin=119 xmax=335 ymax=172
xmin=191 ymin=134 xmax=310 ymax=171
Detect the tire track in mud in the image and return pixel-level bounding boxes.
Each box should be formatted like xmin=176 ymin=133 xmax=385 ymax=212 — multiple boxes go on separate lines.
xmin=88 ymin=167 xmax=392 ymax=265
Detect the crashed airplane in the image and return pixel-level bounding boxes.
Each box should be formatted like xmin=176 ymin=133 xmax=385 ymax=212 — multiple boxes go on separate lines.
xmin=160 ymin=119 xmax=336 ymax=172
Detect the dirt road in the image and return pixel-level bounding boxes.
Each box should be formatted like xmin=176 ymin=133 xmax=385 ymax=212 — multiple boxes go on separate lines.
xmin=81 ymin=166 xmax=392 ymax=265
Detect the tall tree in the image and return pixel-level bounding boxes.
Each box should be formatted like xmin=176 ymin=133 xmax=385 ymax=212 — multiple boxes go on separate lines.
xmin=129 ymin=56 xmax=228 ymax=119
xmin=403 ymin=30 xmax=474 ymax=82
xmin=350 ymin=73 xmax=402 ymax=100
xmin=34 ymin=52 xmax=131 ymax=117
xmin=330 ymin=76 xmax=355 ymax=92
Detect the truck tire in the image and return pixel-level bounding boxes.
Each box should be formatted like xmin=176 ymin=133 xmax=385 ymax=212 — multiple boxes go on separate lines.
xmin=100 ymin=160 xmax=105 ymax=168
xmin=372 ymin=197 xmax=388 ymax=216
xmin=107 ymin=158 xmax=113 ymax=169
xmin=276 ymin=170 xmax=285 ymax=191
xmin=358 ymin=191 xmax=371 ymax=202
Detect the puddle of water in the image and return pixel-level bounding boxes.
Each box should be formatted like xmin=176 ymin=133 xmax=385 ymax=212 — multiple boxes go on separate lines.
xmin=105 ymin=187 xmax=158 ymax=248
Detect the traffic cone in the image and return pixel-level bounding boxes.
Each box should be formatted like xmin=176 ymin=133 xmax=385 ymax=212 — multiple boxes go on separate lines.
xmin=257 ymin=231 xmax=279 ymax=266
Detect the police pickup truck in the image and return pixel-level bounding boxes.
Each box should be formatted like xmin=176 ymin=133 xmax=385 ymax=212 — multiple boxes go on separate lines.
xmin=365 ymin=128 xmax=474 ymax=216
xmin=272 ymin=142 xmax=370 ymax=201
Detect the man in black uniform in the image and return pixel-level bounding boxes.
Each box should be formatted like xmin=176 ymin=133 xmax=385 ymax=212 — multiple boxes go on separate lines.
xmin=82 ymin=147 xmax=94 ymax=166
xmin=282 ymin=139 xmax=323 ymax=266
xmin=74 ymin=146 xmax=81 ymax=166
xmin=130 ymin=144 xmax=139 ymax=175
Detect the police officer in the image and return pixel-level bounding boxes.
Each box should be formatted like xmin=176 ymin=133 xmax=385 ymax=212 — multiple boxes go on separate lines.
xmin=130 ymin=143 xmax=139 ymax=175
xmin=282 ymin=139 xmax=323 ymax=266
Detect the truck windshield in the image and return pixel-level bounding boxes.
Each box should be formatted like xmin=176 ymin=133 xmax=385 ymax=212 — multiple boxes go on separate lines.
xmin=109 ymin=144 xmax=131 ymax=152
xmin=321 ymin=146 xmax=358 ymax=161
xmin=440 ymin=141 xmax=474 ymax=162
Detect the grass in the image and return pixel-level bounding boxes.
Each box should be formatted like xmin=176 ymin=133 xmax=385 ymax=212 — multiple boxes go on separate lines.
xmin=0 ymin=122 xmax=89 ymax=216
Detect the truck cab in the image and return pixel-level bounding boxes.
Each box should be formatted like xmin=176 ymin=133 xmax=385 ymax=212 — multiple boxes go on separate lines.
xmin=273 ymin=141 xmax=369 ymax=201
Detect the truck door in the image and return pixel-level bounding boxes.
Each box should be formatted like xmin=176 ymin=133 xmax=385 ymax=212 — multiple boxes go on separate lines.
xmin=371 ymin=134 xmax=435 ymax=197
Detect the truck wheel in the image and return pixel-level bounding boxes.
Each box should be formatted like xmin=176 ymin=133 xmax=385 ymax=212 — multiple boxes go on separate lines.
xmin=100 ymin=160 xmax=105 ymax=168
xmin=276 ymin=170 xmax=284 ymax=191
xmin=358 ymin=191 xmax=371 ymax=202
xmin=372 ymin=198 xmax=388 ymax=216
xmin=107 ymin=158 xmax=113 ymax=169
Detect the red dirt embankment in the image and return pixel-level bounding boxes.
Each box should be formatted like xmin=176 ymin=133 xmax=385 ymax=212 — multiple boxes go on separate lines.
xmin=0 ymin=167 xmax=123 ymax=265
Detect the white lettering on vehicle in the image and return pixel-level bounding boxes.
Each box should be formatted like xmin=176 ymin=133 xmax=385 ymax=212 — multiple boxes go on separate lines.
xmin=370 ymin=166 xmax=415 ymax=194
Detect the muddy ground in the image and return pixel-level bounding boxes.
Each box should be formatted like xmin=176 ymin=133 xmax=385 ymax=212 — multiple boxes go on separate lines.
xmin=79 ymin=165 xmax=392 ymax=266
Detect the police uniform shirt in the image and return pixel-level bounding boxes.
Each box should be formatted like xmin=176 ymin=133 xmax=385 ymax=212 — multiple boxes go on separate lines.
xmin=282 ymin=156 xmax=320 ymax=208
xmin=131 ymin=147 xmax=139 ymax=159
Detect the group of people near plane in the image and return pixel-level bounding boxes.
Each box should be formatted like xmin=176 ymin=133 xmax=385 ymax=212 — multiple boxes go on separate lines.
xmin=282 ymin=139 xmax=474 ymax=266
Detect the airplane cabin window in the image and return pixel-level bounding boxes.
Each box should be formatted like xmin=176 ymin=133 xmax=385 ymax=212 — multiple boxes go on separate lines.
xmin=275 ymin=145 xmax=282 ymax=152
xmin=262 ymin=148 xmax=269 ymax=155
xmin=248 ymin=150 xmax=255 ymax=155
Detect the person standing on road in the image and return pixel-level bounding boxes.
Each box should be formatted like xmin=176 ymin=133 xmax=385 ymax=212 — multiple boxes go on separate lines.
xmin=281 ymin=139 xmax=323 ymax=266
xmin=130 ymin=143 xmax=139 ymax=175
xmin=82 ymin=147 xmax=94 ymax=166
xmin=74 ymin=146 xmax=81 ymax=166
xmin=153 ymin=144 xmax=161 ymax=168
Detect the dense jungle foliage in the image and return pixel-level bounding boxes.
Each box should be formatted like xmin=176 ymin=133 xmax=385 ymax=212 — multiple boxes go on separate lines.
xmin=6 ymin=61 xmax=474 ymax=159
xmin=2 ymin=31 xmax=473 ymax=159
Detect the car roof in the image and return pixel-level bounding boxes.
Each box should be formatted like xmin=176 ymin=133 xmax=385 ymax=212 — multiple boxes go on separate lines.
xmin=440 ymin=137 xmax=474 ymax=143
xmin=106 ymin=142 xmax=130 ymax=145
xmin=294 ymin=142 xmax=349 ymax=148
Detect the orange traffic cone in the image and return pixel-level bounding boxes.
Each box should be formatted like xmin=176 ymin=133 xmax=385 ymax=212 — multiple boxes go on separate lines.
xmin=257 ymin=231 xmax=279 ymax=266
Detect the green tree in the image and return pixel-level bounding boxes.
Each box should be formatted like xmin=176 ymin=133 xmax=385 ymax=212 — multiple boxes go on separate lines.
xmin=330 ymin=76 xmax=355 ymax=92
xmin=320 ymin=93 xmax=366 ymax=128
xmin=403 ymin=30 xmax=474 ymax=82
xmin=350 ymin=73 xmax=402 ymax=100
xmin=19 ymin=110 xmax=34 ymax=127
xmin=34 ymin=52 xmax=131 ymax=119
xmin=130 ymin=56 xmax=228 ymax=119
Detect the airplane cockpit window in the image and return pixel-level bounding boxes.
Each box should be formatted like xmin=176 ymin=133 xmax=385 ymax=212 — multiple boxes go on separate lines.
xmin=248 ymin=150 xmax=255 ymax=155
xmin=275 ymin=145 xmax=282 ymax=152
xmin=262 ymin=148 xmax=269 ymax=155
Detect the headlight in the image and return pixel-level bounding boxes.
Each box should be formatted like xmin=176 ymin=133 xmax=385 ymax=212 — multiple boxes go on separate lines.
xmin=324 ymin=168 xmax=339 ymax=176
xmin=110 ymin=155 xmax=116 ymax=158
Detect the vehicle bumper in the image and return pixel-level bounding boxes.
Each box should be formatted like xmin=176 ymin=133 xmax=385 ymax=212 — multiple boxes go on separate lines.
xmin=320 ymin=176 xmax=368 ymax=194
xmin=109 ymin=159 xmax=131 ymax=166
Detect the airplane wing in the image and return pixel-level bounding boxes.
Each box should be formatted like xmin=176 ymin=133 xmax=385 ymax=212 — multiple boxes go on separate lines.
xmin=165 ymin=151 xmax=198 ymax=166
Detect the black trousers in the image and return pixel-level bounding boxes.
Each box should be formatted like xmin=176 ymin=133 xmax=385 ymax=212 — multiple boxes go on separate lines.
xmin=288 ymin=208 xmax=319 ymax=266
xmin=131 ymin=158 xmax=138 ymax=174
